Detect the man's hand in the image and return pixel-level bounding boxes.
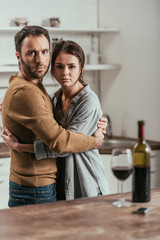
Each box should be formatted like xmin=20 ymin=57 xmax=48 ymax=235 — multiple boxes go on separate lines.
xmin=97 ymin=116 xmax=107 ymax=135
xmin=93 ymin=128 xmax=104 ymax=149
xmin=1 ymin=128 xmax=19 ymax=150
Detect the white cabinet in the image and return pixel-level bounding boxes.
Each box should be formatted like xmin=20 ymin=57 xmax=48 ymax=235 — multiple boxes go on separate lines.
xmin=150 ymin=150 xmax=160 ymax=188
xmin=0 ymin=157 xmax=10 ymax=210
xmin=101 ymin=154 xmax=132 ymax=194
xmin=101 ymin=150 xmax=160 ymax=195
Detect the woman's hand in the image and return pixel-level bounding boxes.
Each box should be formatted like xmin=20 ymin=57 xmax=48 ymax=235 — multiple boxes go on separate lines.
xmin=93 ymin=128 xmax=104 ymax=148
xmin=97 ymin=116 xmax=107 ymax=135
xmin=1 ymin=128 xmax=19 ymax=151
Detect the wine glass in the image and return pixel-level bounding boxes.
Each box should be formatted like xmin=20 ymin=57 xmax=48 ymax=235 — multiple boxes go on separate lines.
xmin=111 ymin=148 xmax=133 ymax=207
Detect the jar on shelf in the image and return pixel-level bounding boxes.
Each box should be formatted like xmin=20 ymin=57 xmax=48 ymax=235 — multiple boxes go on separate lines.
xmin=49 ymin=18 xmax=61 ymax=27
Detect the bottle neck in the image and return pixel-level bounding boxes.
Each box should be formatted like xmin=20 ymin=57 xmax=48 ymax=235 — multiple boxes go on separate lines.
xmin=138 ymin=124 xmax=145 ymax=141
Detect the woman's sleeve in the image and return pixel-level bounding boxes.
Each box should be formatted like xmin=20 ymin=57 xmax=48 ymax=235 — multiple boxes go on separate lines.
xmin=34 ymin=139 xmax=70 ymax=160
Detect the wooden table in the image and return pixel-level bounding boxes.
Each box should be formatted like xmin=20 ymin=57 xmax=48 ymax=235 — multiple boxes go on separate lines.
xmin=0 ymin=189 xmax=160 ymax=240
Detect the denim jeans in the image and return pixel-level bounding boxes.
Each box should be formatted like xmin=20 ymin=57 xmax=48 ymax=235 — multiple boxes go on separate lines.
xmin=98 ymin=193 xmax=102 ymax=196
xmin=8 ymin=181 xmax=57 ymax=208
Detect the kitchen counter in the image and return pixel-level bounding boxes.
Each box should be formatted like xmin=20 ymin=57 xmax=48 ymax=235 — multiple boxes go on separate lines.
xmin=99 ymin=136 xmax=160 ymax=154
xmin=0 ymin=188 xmax=160 ymax=240
xmin=0 ymin=136 xmax=160 ymax=158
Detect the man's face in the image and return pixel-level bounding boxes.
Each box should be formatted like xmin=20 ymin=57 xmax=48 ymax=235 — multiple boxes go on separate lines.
xmin=16 ymin=34 xmax=50 ymax=81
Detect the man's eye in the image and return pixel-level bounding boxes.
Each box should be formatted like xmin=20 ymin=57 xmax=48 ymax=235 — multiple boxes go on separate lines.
xmin=28 ymin=51 xmax=35 ymax=56
xmin=42 ymin=50 xmax=48 ymax=54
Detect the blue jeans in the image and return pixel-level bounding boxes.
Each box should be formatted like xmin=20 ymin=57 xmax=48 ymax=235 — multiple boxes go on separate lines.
xmin=98 ymin=193 xmax=102 ymax=196
xmin=8 ymin=181 xmax=57 ymax=208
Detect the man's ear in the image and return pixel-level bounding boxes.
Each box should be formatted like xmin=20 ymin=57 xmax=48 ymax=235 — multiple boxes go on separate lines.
xmin=15 ymin=52 xmax=21 ymax=63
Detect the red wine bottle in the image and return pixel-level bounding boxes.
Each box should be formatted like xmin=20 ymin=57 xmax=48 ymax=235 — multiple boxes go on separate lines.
xmin=132 ymin=121 xmax=151 ymax=202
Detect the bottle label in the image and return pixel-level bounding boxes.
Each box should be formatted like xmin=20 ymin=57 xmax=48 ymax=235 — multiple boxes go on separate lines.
xmin=133 ymin=152 xmax=150 ymax=167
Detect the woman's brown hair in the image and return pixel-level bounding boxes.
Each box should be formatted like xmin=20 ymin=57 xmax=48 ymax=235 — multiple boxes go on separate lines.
xmin=51 ymin=40 xmax=85 ymax=84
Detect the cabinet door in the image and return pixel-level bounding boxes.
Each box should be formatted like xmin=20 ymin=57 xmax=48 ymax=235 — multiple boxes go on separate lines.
xmin=0 ymin=157 xmax=10 ymax=175
xmin=101 ymin=154 xmax=132 ymax=194
xmin=0 ymin=157 xmax=10 ymax=210
xmin=101 ymin=150 xmax=160 ymax=195
xmin=151 ymin=150 xmax=160 ymax=188
xmin=0 ymin=175 xmax=9 ymax=209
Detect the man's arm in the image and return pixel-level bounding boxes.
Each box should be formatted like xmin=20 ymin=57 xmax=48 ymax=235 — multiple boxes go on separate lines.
xmin=1 ymin=117 xmax=106 ymax=156
xmin=4 ymin=85 xmax=103 ymax=153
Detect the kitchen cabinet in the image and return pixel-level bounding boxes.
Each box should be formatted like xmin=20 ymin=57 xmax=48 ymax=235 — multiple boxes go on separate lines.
xmin=0 ymin=26 xmax=120 ymax=99
xmin=101 ymin=149 xmax=160 ymax=195
xmin=101 ymin=154 xmax=132 ymax=194
xmin=0 ymin=152 xmax=159 ymax=209
xmin=0 ymin=157 xmax=10 ymax=210
xmin=150 ymin=150 xmax=160 ymax=188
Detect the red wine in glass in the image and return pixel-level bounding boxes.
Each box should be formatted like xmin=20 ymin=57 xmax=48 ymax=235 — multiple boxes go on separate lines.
xmin=111 ymin=148 xmax=133 ymax=207
xmin=112 ymin=166 xmax=133 ymax=181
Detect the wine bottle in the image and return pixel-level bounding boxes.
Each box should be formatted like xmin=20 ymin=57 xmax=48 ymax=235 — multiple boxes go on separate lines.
xmin=132 ymin=121 xmax=151 ymax=202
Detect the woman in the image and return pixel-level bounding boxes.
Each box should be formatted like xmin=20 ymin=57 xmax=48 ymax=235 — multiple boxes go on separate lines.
xmin=2 ymin=40 xmax=109 ymax=200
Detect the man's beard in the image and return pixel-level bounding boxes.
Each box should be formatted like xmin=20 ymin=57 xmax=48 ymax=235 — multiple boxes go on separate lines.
xmin=20 ymin=56 xmax=50 ymax=79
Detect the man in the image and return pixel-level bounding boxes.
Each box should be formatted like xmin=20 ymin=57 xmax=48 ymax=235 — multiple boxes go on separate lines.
xmin=2 ymin=26 xmax=105 ymax=207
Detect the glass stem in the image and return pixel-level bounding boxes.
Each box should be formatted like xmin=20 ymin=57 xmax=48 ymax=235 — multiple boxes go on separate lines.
xmin=120 ymin=181 xmax=124 ymax=202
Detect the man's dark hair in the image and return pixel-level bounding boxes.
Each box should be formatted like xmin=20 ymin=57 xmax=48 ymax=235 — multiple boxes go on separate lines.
xmin=14 ymin=25 xmax=50 ymax=53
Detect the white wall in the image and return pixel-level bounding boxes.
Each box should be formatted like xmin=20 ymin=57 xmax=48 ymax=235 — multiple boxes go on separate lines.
xmin=0 ymin=0 xmax=97 ymax=28
xmin=99 ymin=0 xmax=160 ymax=141
xmin=1 ymin=0 xmax=160 ymax=141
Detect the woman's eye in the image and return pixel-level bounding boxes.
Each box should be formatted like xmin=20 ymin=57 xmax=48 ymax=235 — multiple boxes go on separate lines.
xmin=56 ymin=65 xmax=63 ymax=69
xmin=57 ymin=65 xmax=63 ymax=69
xmin=69 ymin=65 xmax=76 ymax=69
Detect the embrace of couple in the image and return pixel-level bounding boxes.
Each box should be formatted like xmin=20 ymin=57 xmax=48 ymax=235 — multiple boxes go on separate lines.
xmin=1 ymin=25 xmax=109 ymax=207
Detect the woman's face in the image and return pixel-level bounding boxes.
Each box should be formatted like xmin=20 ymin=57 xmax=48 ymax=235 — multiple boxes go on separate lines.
xmin=53 ymin=52 xmax=82 ymax=90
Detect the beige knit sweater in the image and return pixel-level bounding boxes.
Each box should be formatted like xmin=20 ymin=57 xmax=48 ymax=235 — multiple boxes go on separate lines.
xmin=2 ymin=76 xmax=95 ymax=187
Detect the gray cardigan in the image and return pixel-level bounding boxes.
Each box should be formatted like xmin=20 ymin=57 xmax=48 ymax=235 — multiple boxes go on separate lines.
xmin=34 ymin=85 xmax=109 ymax=200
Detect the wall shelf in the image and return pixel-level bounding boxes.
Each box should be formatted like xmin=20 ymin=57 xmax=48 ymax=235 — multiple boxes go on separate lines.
xmin=0 ymin=64 xmax=120 ymax=73
xmin=0 ymin=26 xmax=120 ymax=34
xmin=0 ymin=26 xmax=121 ymax=100
xmin=84 ymin=64 xmax=120 ymax=71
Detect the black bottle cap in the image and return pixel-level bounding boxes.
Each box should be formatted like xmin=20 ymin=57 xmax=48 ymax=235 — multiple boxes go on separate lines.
xmin=138 ymin=120 xmax=145 ymax=125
